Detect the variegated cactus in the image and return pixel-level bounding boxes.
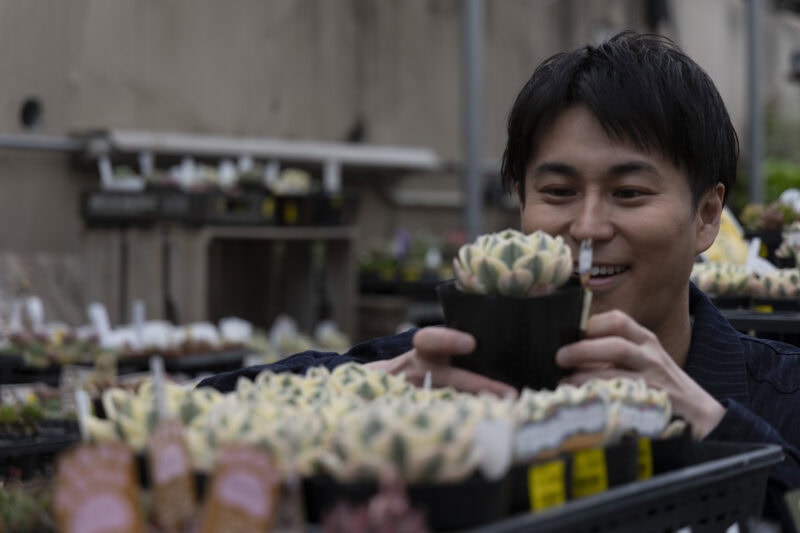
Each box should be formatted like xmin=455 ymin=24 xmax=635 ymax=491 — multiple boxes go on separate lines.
xmin=776 ymin=221 xmax=800 ymax=265
xmin=750 ymin=268 xmax=800 ymax=299
xmin=453 ymin=229 xmax=573 ymax=297
xmin=690 ymin=262 xmax=750 ymax=296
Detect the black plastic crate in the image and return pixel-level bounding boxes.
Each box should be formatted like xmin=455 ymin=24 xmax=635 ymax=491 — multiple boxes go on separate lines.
xmin=81 ymin=190 xmax=160 ymax=226
xmin=473 ymin=441 xmax=783 ymax=533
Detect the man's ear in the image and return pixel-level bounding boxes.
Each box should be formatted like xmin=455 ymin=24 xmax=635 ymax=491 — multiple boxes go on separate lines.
xmin=695 ymin=183 xmax=725 ymax=254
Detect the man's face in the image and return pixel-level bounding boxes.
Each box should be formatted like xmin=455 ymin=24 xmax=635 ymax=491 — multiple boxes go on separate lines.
xmin=520 ymin=105 xmax=720 ymax=337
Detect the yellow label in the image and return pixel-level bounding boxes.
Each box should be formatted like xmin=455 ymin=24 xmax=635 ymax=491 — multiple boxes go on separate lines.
xmin=528 ymin=460 xmax=566 ymax=511
xmin=637 ymin=437 xmax=653 ymax=480
xmin=284 ymin=201 xmax=299 ymax=224
xmin=402 ymin=266 xmax=422 ymax=282
xmin=754 ymin=305 xmax=773 ymax=313
xmin=378 ymin=265 xmax=395 ymax=281
xmin=571 ymin=448 xmax=607 ymax=498
xmin=262 ymin=198 xmax=275 ymax=218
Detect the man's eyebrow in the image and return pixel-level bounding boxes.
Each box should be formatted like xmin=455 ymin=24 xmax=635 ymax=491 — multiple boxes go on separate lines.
xmin=529 ymin=162 xmax=579 ymax=178
xmin=529 ymin=160 xmax=663 ymax=179
xmin=608 ymin=161 xmax=662 ymax=177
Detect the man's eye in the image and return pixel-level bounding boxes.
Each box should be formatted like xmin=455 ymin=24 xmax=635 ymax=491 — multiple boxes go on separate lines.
xmin=614 ymin=188 xmax=647 ymax=199
xmin=542 ymin=188 xmax=575 ymax=198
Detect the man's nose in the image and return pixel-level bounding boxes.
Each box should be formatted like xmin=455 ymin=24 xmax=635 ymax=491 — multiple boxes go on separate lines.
xmin=569 ymin=197 xmax=614 ymax=242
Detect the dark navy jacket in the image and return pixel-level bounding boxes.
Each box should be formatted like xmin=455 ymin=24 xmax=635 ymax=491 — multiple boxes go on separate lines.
xmin=199 ymin=284 xmax=800 ymax=520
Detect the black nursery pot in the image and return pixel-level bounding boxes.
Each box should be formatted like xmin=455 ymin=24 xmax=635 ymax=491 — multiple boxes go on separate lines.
xmin=302 ymin=473 xmax=511 ymax=530
xmin=437 ymin=279 xmax=584 ymax=391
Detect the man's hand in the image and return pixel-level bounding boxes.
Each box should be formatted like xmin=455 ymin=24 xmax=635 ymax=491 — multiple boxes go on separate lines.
xmin=555 ymin=310 xmax=725 ymax=439
xmin=364 ymin=326 xmax=516 ymax=397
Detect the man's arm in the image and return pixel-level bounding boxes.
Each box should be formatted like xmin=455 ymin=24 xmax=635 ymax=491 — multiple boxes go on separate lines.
xmin=196 ymin=329 xmax=418 ymax=392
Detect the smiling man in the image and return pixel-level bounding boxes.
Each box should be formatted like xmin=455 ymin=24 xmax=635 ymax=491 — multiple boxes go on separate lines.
xmin=199 ymin=31 xmax=800 ymax=523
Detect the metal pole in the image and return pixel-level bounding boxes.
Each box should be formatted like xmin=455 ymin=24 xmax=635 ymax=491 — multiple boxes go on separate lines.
xmin=747 ymin=0 xmax=764 ymax=204
xmin=462 ymin=0 xmax=484 ymax=241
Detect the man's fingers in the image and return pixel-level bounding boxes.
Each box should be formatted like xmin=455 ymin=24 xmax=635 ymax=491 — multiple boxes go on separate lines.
xmin=413 ymin=327 xmax=476 ymax=357
xmin=585 ymin=310 xmax=656 ymax=345
xmin=556 ymin=336 xmax=647 ymax=370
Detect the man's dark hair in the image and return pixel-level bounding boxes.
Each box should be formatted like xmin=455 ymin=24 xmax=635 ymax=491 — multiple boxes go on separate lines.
xmin=501 ymin=31 xmax=739 ymax=208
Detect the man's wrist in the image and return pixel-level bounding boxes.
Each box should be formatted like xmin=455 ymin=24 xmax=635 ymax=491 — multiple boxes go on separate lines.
xmin=689 ymin=397 xmax=726 ymax=439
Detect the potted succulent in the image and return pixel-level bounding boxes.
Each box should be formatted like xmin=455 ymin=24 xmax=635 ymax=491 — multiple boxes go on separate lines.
xmin=437 ymin=229 xmax=584 ymax=390
xmin=689 ymin=261 xmax=754 ymax=310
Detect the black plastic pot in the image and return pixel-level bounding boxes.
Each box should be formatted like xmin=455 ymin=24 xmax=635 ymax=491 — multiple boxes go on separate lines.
xmin=302 ymin=475 xmax=378 ymax=523
xmin=407 ymin=473 xmax=512 ymax=531
xmin=436 ymin=279 xmax=584 ymax=390
xmin=303 ymin=473 xmax=511 ymax=531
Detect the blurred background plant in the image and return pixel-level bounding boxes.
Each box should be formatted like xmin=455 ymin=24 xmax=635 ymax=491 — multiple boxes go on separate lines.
xmin=732 ymin=104 xmax=800 ymax=232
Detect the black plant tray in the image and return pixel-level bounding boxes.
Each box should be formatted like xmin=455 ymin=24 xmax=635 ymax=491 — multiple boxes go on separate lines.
xmin=116 ymin=348 xmax=251 ymax=375
xmin=751 ymin=297 xmax=800 ymax=312
xmin=159 ymin=190 xmax=277 ymax=226
xmin=275 ymin=192 xmax=358 ymax=226
xmin=0 ymin=419 xmax=80 ymax=480
xmin=81 ymin=190 xmax=160 ymax=226
xmin=470 ymin=441 xmax=783 ymax=533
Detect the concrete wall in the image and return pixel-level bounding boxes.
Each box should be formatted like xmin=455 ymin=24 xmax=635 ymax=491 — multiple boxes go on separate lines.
xmin=0 ymin=0 xmax=646 ymax=254
xmin=669 ymin=0 xmax=800 ymax=142
xmin=0 ymin=0 xmax=796 ymax=325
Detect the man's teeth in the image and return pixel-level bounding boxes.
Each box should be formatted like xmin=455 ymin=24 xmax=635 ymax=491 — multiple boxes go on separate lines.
xmin=589 ymin=265 xmax=627 ymax=276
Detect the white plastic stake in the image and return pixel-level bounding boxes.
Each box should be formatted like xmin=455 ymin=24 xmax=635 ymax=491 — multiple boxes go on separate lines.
xmin=138 ymin=151 xmax=154 ymax=177
xmin=87 ymin=302 xmax=112 ymax=349
xmin=263 ymin=160 xmax=281 ymax=189
xmin=98 ymin=156 xmax=114 ymax=187
xmin=238 ymin=154 xmax=254 ymax=174
xmin=423 ymin=371 xmax=432 ymax=391
xmin=745 ymin=237 xmax=762 ymax=274
xmin=25 ymin=296 xmax=44 ymax=332
xmin=323 ymin=159 xmax=341 ymax=194
xmin=150 ymin=356 xmax=167 ymax=421
xmin=75 ymin=389 xmax=91 ymax=442
xmin=132 ymin=300 xmax=146 ymax=351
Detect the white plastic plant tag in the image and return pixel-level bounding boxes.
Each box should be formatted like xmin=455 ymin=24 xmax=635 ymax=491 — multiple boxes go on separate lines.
xmin=132 ymin=300 xmax=146 ymax=351
xmin=323 ymin=159 xmax=341 ymax=194
xmin=98 ymin=155 xmax=114 ymax=187
xmin=218 ymin=159 xmax=237 ymax=189
xmin=75 ymin=389 xmax=91 ymax=442
xmin=745 ymin=237 xmax=761 ymax=274
xmin=423 ymin=371 xmax=432 ymax=391
xmin=138 ymin=151 xmax=154 ymax=177
xmin=238 ymin=154 xmax=254 ymax=173
xmin=8 ymin=299 xmax=22 ymax=331
xmin=474 ymin=418 xmax=513 ymax=481
xmin=176 ymin=156 xmax=196 ymax=189
xmin=263 ymin=160 xmax=281 ymax=189
xmin=25 ymin=296 xmax=44 ymax=331
xmin=745 ymin=237 xmax=779 ymax=277
xmin=150 ymin=356 xmax=167 ymax=421
xmin=87 ymin=302 xmax=112 ymax=348
xmin=579 ymin=238 xmax=593 ymax=285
